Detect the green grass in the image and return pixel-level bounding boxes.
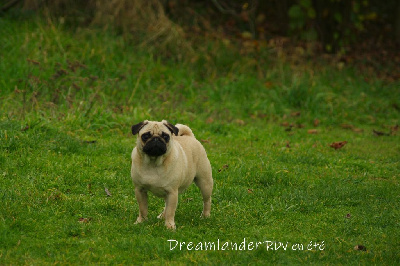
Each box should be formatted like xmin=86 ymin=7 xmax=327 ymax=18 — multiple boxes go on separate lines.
xmin=1 ymin=15 xmax=399 ymax=264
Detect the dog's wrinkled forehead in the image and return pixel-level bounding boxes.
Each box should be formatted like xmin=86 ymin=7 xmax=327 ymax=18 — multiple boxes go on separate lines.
xmin=141 ymin=122 xmax=169 ymax=136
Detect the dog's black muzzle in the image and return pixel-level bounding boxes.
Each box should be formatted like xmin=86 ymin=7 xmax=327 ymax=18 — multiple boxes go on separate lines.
xmin=143 ymin=137 xmax=167 ymax=157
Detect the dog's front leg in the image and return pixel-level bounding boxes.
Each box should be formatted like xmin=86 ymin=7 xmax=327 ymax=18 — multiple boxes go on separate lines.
xmin=164 ymin=191 xmax=178 ymax=230
xmin=134 ymin=187 xmax=148 ymax=224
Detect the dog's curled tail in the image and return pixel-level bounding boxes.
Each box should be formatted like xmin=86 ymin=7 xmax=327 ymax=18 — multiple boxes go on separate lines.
xmin=175 ymin=124 xmax=195 ymax=137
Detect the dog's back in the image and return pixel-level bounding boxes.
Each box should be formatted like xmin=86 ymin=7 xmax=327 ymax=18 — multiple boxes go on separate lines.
xmin=174 ymin=124 xmax=209 ymax=168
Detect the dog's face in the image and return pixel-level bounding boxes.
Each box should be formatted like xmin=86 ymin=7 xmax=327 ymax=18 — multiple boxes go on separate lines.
xmin=132 ymin=120 xmax=179 ymax=157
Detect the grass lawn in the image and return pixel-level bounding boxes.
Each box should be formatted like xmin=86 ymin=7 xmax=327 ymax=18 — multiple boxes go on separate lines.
xmin=1 ymin=15 xmax=399 ymax=264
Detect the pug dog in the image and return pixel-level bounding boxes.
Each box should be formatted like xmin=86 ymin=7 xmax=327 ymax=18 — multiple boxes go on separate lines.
xmin=131 ymin=120 xmax=213 ymax=230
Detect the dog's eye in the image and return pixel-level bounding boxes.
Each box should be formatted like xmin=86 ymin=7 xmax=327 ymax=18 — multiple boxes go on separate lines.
xmin=141 ymin=133 xmax=151 ymax=142
xmin=162 ymin=132 xmax=170 ymax=142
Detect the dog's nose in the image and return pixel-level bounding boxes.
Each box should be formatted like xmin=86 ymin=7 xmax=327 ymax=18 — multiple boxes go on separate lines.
xmin=143 ymin=137 xmax=167 ymax=157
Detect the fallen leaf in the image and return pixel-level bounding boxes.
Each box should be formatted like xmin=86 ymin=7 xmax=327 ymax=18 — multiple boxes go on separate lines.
xmin=52 ymin=68 xmax=68 ymax=79
xmin=200 ymin=139 xmax=210 ymax=143
xmin=72 ymin=83 xmax=81 ymax=90
xmin=291 ymin=111 xmax=301 ymax=117
xmin=206 ymin=117 xmax=214 ymax=124
xmin=27 ymin=58 xmax=40 ymax=65
xmin=341 ymin=124 xmax=354 ymax=129
xmin=83 ymin=140 xmax=97 ymax=144
xmin=373 ymin=129 xmax=390 ymax=136
xmin=390 ymin=125 xmax=399 ymax=134
xmin=354 ymin=245 xmax=367 ymax=251
xmin=234 ymin=119 xmax=245 ymax=126
xmin=285 ymin=126 xmax=293 ymax=132
xmin=218 ymin=164 xmax=229 ymax=172
xmin=313 ymin=119 xmax=320 ymax=127
xmin=280 ymin=122 xmax=290 ymax=127
xmin=78 ymin=218 xmax=90 ymax=223
xmin=264 ymin=81 xmax=273 ymax=88
xmin=352 ymin=128 xmax=364 ymax=133
xmin=247 ymin=189 xmax=253 ymax=193
xmin=329 ymin=141 xmax=348 ymax=150
xmin=87 ymin=183 xmax=93 ymax=195
xmin=286 ymin=141 xmax=291 ymax=148
xmin=307 ymin=129 xmax=318 ymax=134
xmin=21 ymin=125 xmax=30 ymax=131
xmin=104 ymin=187 xmax=112 ymax=197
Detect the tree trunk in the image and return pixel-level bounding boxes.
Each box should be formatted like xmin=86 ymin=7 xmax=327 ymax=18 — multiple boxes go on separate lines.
xmin=395 ymin=1 xmax=400 ymax=43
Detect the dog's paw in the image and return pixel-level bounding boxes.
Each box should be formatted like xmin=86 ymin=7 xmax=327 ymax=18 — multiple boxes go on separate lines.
xmin=165 ymin=221 xmax=176 ymax=231
xmin=134 ymin=216 xmax=147 ymax=224
xmin=200 ymin=212 xmax=211 ymax=218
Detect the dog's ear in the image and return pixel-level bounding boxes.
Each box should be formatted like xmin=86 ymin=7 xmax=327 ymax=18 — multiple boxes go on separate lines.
xmin=131 ymin=121 xmax=148 ymax=135
xmin=163 ymin=120 xmax=179 ymax=136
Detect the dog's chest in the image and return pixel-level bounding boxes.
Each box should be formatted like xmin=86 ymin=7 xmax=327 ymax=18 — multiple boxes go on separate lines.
xmin=133 ymin=167 xmax=174 ymax=196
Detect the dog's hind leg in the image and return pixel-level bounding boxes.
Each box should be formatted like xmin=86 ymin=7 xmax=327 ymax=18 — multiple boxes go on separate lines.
xmin=194 ymin=170 xmax=213 ymax=218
